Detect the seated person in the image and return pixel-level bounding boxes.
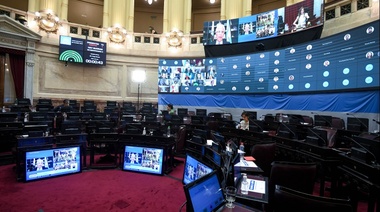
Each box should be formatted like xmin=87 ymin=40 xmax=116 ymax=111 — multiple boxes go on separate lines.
xmin=167 ymin=104 xmax=176 ymax=115
xmin=54 ymin=99 xmax=73 ymax=113
xmin=236 ymin=111 xmax=249 ymax=130
xmin=293 ymin=6 xmax=310 ymax=30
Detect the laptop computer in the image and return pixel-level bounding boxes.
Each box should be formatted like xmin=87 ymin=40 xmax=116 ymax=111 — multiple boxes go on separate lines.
xmin=183 ymin=170 xmax=257 ymax=212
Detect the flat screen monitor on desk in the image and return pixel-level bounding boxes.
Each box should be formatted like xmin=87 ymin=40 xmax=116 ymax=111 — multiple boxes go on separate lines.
xmin=61 ymin=121 xmax=82 ymax=134
xmin=347 ymin=117 xmax=369 ymax=132
xmin=244 ymin=111 xmax=257 ymax=120
xmin=195 ymin=109 xmax=207 ymax=117
xmin=0 ymin=112 xmax=19 ymax=122
xmin=210 ymin=131 xmax=226 ymax=152
xmin=306 ymin=128 xmax=328 ymax=147
xmin=314 ymin=115 xmax=332 ymax=128
xmin=191 ymin=115 xmax=205 ymax=125
xmin=249 ymin=120 xmax=264 ymax=132
xmin=37 ymin=99 xmax=52 ymax=105
xmin=184 ymin=170 xmax=225 ymax=212
xmin=183 ymin=153 xmax=213 ymax=185
xmin=276 ymin=122 xmax=298 ymax=140
xmin=122 ymin=145 xmax=164 ymax=176
xmin=24 ymin=146 xmax=81 ymax=182
xmin=352 ymin=135 xmax=380 ymax=165
xmin=29 ymin=112 xmax=48 ymax=121
xmin=177 ymin=108 xmax=188 ymax=117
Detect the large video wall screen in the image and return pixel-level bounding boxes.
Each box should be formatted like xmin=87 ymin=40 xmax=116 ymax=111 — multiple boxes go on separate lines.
xmin=158 ymin=21 xmax=379 ymax=94
xmin=203 ymin=0 xmax=324 ymax=45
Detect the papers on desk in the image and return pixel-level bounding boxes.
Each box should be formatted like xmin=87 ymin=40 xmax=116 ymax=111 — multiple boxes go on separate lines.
xmin=234 ymin=160 xmax=258 ymax=168
xmin=247 ymin=178 xmax=266 ymax=194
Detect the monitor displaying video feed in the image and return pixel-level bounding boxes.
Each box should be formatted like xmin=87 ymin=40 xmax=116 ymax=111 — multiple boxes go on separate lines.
xmin=183 ymin=154 xmax=213 ymax=185
xmin=203 ymin=0 xmax=324 ymax=46
xmin=159 ymin=20 xmax=379 ymax=94
xmin=24 ymin=146 xmax=81 ymax=182
xmin=122 ymin=145 xmax=164 ymax=175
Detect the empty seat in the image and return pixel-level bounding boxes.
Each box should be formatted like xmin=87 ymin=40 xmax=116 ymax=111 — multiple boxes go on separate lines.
xmin=273 ymin=185 xmax=353 ymax=212
xmin=250 ymin=142 xmax=276 ymax=177
xmin=268 ymin=161 xmax=317 ymax=211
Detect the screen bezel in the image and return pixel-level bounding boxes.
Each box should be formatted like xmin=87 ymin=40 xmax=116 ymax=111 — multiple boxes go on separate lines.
xmin=183 ymin=170 xmax=224 ymax=212
xmin=24 ymin=145 xmax=82 ymax=182
xmin=182 ymin=153 xmax=214 ymax=185
xmin=122 ymin=144 xmax=165 ymax=176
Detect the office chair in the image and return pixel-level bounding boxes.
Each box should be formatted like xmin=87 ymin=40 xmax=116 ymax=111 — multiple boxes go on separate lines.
xmin=332 ymin=117 xmax=345 ymax=130
xmin=268 ymin=161 xmax=317 ymax=211
xmin=250 ymin=142 xmax=276 ymax=177
xmin=273 ymin=185 xmax=353 ymax=212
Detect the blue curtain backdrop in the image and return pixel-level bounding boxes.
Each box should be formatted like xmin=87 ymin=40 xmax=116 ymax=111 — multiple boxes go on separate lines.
xmin=158 ymin=90 xmax=379 ymax=113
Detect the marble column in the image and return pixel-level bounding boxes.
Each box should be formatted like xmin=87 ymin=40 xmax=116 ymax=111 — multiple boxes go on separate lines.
xmin=110 ymin=0 xmax=126 ymax=27
xmin=125 ymin=0 xmax=135 ymax=32
xmin=59 ymin=0 xmax=68 ymax=21
xmin=163 ymin=0 xmax=186 ymax=32
xmin=103 ymin=0 xmax=110 ymax=28
xmin=28 ymin=0 xmax=37 ymax=13
xmin=221 ymin=0 xmax=243 ymax=20
xmin=24 ymin=41 xmax=37 ymax=101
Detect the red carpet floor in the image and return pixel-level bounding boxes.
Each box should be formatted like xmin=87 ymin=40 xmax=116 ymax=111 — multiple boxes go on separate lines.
xmin=0 ymin=156 xmax=372 ymax=212
xmin=0 ymin=157 xmax=187 ymax=212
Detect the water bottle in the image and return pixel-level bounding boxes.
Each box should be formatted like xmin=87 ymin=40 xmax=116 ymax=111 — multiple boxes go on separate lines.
xmin=239 ymin=142 xmax=245 ymax=162
xmin=167 ymin=126 xmax=171 ymax=137
xmin=241 ymin=173 xmax=249 ymax=195
xmin=2 ymin=106 xmax=5 ymax=112
xmin=142 ymin=127 xmax=146 ymax=135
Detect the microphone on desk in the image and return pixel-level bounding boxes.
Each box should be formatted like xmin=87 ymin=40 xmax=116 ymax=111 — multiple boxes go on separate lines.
xmin=346 ymin=113 xmax=369 ymax=131
xmin=373 ymin=119 xmax=380 ymax=125
xmin=249 ymin=118 xmax=264 ymax=132
xmin=311 ymin=112 xmax=333 ymax=128
xmin=307 ymin=128 xmax=327 ymax=146
xmin=278 ymin=122 xmax=297 ymax=139
xmin=343 ymin=135 xmax=378 ymax=165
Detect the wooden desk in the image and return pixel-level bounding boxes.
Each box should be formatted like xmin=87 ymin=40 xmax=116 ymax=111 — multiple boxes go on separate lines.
xmin=88 ymin=133 xmax=119 ymax=169
xmin=337 ymin=153 xmax=380 ymax=212
xmin=119 ymin=134 xmax=176 ymax=174
xmin=235 ymin=174 xmax=269 ymax=210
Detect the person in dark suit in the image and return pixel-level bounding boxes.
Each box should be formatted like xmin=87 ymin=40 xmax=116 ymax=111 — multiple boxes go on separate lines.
xmin=213 ymin=22 xmax=228 ymax=45
xmin=54 ymin=99 xmax=73 ymax=112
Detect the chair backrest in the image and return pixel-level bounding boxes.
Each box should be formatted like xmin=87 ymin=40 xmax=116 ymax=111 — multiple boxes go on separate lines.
xmin=273 ymin=185 xmax=353 ymax=212
xmin=176 ymin=125 xmax=187 ymax=154
xmin=250 ymin=142 xmax=276 ymax=177
xmin=268 ymin=161 xmax=317 ymax=209
xmin=269 ymin=161 xmax=317 ymax=194
xmin=332 ymin=117 xmax=345 ymax=130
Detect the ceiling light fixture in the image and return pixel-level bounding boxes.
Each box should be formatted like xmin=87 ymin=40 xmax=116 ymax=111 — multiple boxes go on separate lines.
xmin=210 ymin=0 xmax=216 ymax=4
xmin=145 ymin=0 xmax=158 ymax=5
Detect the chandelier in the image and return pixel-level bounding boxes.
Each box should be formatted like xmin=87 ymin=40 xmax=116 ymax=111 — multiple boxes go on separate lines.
xmin=146 ymin=0 xmax=157 ymax=5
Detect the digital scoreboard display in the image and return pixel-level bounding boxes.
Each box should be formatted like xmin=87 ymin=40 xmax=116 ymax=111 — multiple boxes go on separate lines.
xmin=59 ymin=36 xmax=106 ymax=66
xmin=158 ymin=20 xmax=379 ymax=94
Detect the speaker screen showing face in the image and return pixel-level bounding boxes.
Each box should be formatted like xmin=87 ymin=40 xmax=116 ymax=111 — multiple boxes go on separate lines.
xmin=158 ymin=20 xmax=379 ymax=94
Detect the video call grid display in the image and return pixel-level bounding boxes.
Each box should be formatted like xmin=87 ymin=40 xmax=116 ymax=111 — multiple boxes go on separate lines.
xmin=25 ymin=146 xmax=81 ymax=182
xmin=158 ymin=20 xmax=379 ymax=94
xmin=123 ymin=145 xmax=164 ymax=175
xmin=183 ymin=154 xmax=213 ymax=185
xmin=59 ymin=35 xmax=107 ymax=66
xmin=203 ymin=0 xmax=324 ymax=46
